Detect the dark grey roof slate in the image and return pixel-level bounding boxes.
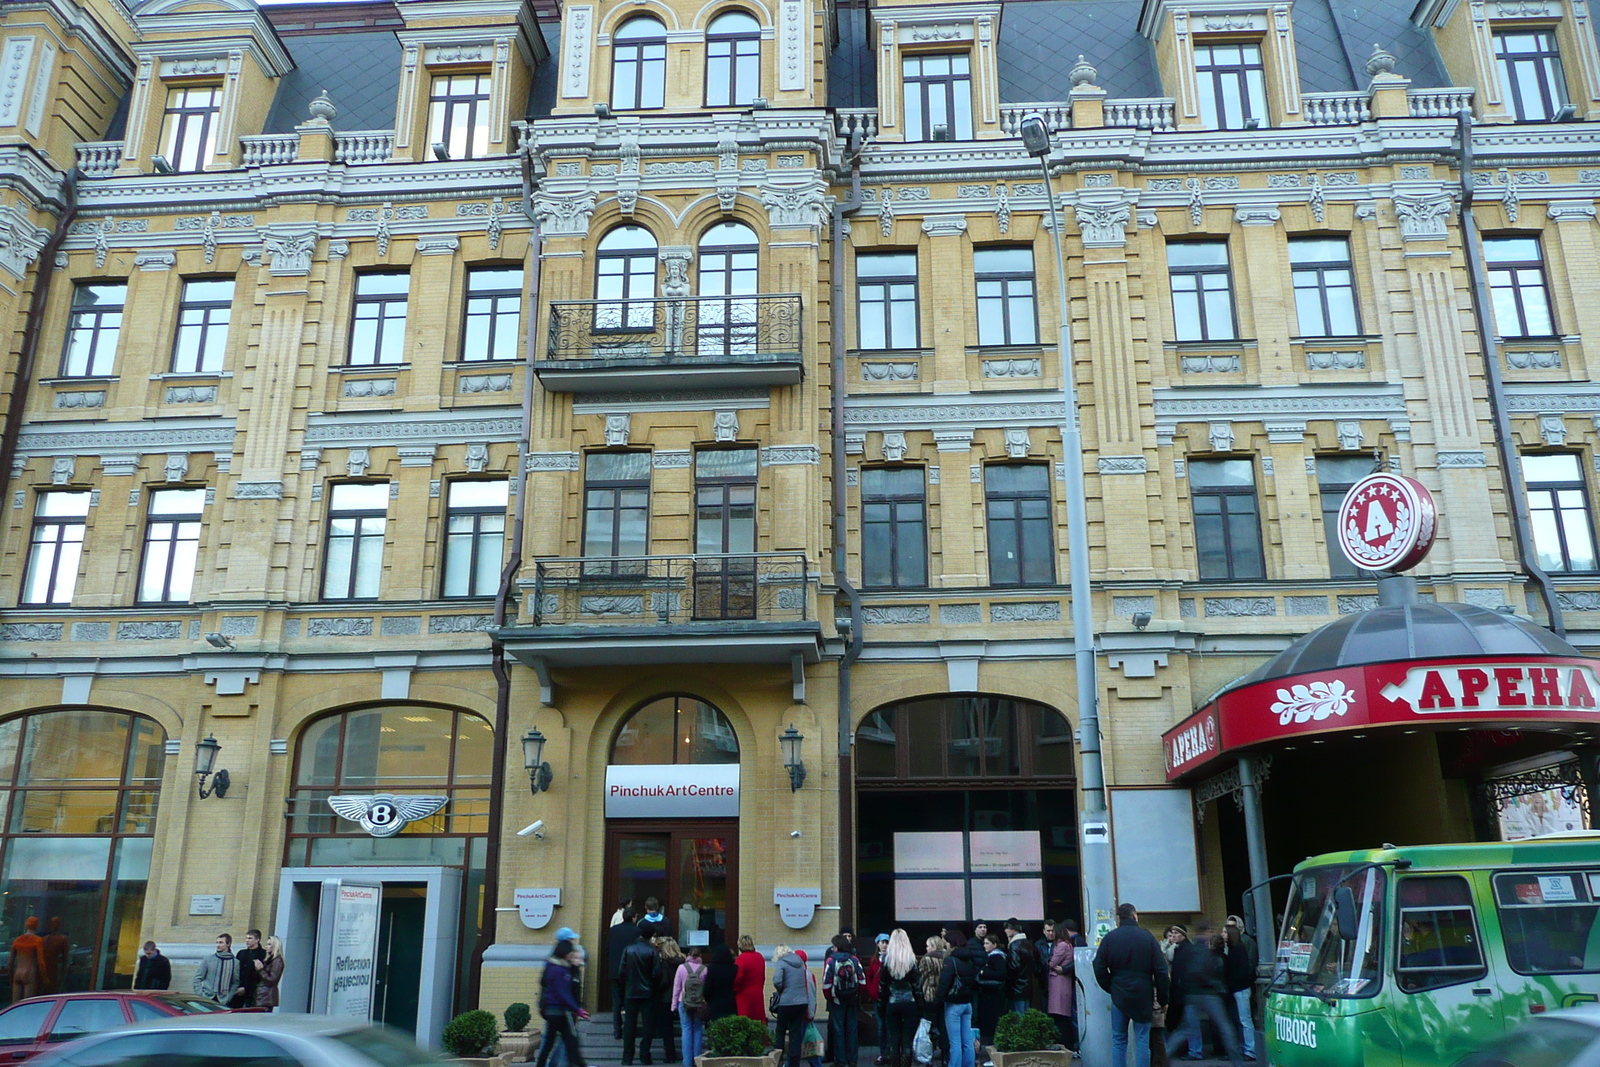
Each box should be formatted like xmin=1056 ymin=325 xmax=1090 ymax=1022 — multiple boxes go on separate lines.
xmin=999 ymin=1 xmax=1158 ymax=102
xmin=528 ymin=22 xmax=561 ymax=118
xmin=1294 ymin=0 xmax=1357 ymax=93
xmin=1326 ymin=0 xmax=1447 ymax=89
xmin=829 ymin=6 xmax=877 ymax=108
xmin=265 ymin=30 xmax=402 ymax=134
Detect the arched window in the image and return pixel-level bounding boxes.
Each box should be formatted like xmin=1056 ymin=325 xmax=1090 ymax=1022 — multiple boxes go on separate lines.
xmin=0 ymin=710 xmax=167 ymax=1001
xmin=596 ymin=225 xmax=658 ymax=331
xmin=855 ymin=694 xmax=1073 ymax=780
xmin=706 ymin=11 xmax=761 ymax=107
xmin=610 ymin=695 xmax=739 ymax=765
xmin=286 ymin=705 xmax=492 ymax=866
xmin=697 ymin=221 xmax=759 ymax=356
xmin=612 ymin=17 xmax=667 ymax=110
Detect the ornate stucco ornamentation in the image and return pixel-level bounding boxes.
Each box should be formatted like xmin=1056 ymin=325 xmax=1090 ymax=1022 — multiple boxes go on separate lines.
xmin=262 ymin=225 xmax=318 ymax=276
xmin=761 ymin=181 xmax=827 ymax=230
xmin=1075 ymin=199 xmax=1131 ymax=247
xmin=1393 ymin=192 xmax=1452 ymax=240
xmin=533 ymin=192 xmax=596 ymax=237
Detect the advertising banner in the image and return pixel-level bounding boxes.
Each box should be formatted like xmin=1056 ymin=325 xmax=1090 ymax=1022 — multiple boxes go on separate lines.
xmin=327 ymin=881 xmax=382 ymax=1020
xmin=970 ymin=878 xmax=1044 ymax=921
xmin=604 ymin=764 xmax=740 ymax=818
xmin=895 ymin=878 xmax=967 ymax=920
xmin=893 ymin=832 xmax=966 ymax=874
xmin=968 ymin=831 xmax=1042 ymax=873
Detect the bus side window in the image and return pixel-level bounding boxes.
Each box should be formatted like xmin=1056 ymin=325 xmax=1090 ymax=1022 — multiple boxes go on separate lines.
xmin=1396 ymin=875 xmax=1487 ymax=993
xmin=1492 ymin=870 xmax=1600 ymax=976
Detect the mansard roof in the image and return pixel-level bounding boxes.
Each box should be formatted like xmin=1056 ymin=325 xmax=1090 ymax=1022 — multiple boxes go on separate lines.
xmin=262 ymin=28 xmax=404 ymax=133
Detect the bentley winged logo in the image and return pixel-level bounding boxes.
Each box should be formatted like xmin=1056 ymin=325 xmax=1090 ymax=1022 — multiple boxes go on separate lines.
xmin=327 ymin=794 xmax=449 ymax=837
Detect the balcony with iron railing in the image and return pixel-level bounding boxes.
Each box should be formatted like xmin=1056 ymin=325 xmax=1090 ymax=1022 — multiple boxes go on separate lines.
xmin=497 ymin=553 xmax=822 ymax=687
xmin=537 ymin=293 xmax=805 ymax=392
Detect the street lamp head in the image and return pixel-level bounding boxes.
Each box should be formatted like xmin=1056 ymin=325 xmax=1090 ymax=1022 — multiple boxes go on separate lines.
xmin=194 ymin=734 xmax=220 ymax=776
xmin=780 ymin=724 xmax=806 ymax=792
xmin=522 ymin=727 xmax=553 ymax=794
xmin=1019 ymin=113 xmax=1052 ymax=158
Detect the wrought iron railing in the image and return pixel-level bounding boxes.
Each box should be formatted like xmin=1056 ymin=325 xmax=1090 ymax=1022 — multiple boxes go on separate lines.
xmin=544 ymin=294 xmax=803 ymax=364
xmin=532 ymin=552 xmax=810 ymax=626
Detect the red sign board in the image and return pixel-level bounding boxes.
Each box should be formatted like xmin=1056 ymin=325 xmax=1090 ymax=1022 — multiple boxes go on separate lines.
xmin=1162 ymin=655 xmax=1600 ymax=781
xmin=1336 ymin=474 xmax=1437 ymax=573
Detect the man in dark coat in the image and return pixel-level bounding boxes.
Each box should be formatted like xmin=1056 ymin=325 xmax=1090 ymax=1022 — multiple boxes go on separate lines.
xmin=133 ymin=942 xmax=170 ymax=990
xmin=620 ymin=921 xmax=660 ymax=1065
xmin=1092 ymin=904 xmax=1169 ymax=1067
xmin=1166 ymin=922 xmax=1244 ymax=1067
xmin=609 ymin=907 xmax=640 ymax=1040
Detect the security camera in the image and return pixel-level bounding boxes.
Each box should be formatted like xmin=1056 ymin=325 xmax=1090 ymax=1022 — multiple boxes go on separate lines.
xmin=790 ymin=831 xmax=802 ymax=838
xmin=518 ymin=819 xmax=546 ymax=839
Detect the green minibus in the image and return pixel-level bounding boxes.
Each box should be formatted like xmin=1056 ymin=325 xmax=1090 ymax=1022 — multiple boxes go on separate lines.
xmin=1264 ymin=835 xmax=1600 ymax=1067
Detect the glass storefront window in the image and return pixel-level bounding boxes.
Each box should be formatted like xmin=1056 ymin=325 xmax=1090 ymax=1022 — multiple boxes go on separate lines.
xmin=857 ymin=695 xmax=1073 ymax=780
xmin=610 ymin=696 xmax=739 ymax=765
xmin=0 ymin=710 xmax=167 ymax=1004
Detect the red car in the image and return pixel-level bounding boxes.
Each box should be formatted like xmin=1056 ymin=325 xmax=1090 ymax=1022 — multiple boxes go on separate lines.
xmin=0 ymin=990 xmax=228 ymax=1061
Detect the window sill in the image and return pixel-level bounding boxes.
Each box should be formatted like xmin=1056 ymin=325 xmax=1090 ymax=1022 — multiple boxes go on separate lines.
xmin=1164 ymin=339 xmax=1256 ymax=352
xmin=966 ymin=343 xmax=1051 ymax=355
xmin=333 ymin=363 xmax=411 ymax=373
xmin=40 ymin=376 xmax=118 ymax=385
xmin=150 ymin=371 xmax=233 ymax=380
xmin=849 ymin=348 xmax=933 ymax=359
xmin=443 ymin=360 xmax=520 ymax=368
xmin=1293 ymin=335 xmax=1379 ymax=346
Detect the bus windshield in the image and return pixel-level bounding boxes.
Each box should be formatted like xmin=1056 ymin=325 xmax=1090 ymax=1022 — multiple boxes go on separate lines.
xmin=1272 ymin=865 xmax=1386 ymax=998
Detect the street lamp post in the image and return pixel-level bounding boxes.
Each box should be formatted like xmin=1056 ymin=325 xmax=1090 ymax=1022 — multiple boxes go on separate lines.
xmin=1019 ymin=113 xmax=1117 ymax=950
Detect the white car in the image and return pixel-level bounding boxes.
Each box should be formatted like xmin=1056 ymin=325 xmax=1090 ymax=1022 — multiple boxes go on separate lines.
xmin=1461 ymin=1007 xmax=1600 ymax=1067
xmin=23 ymin=1013 xmax=447 ymax=1067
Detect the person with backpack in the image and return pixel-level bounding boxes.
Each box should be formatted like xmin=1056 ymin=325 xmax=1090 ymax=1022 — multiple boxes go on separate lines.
xmin=975 ymin=933 xmax=1009 ymax=1054
xmin=936 ymin=931 xmax=981 ymax=1067
xmin=674 ymin=946 xmax=709 ymax=1067
xmin=877 ymin=930 xmax=921 ymax=1067
xmin=824 ymin=933 xmax=866 ymax=1067
xmin=1003 ymin=920 xmax=1037 ymax=1016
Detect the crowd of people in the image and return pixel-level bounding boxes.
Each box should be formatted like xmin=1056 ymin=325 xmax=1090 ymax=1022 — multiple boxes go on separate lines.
xmin=131 ymin=930 xmax=284 ymax=1009
xmin=1091 ymin=904 xmax=1259 ymax=1067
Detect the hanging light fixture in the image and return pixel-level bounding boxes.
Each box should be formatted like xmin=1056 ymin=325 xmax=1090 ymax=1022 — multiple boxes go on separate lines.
xmin=523 ymin=727 xmax=553 ymax=794
xmin=194 ymin=735 xmax=230 ymax=799
xmin=780 ymin=725 xmax=806 ymax=792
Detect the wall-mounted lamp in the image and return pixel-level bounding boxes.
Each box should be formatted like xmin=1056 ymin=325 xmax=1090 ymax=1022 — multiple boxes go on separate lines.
xmin=432 ymin=142 xmax=450 ymax=161
xmin=194 ymin=734 xmax=230 ymax=799
xmin=1555 ymin=104 xmax=1578 ymax=122
xmin=1132 ymin=611 xmax=1152 ymax=631
xmin=594 ymin=103 xmax=612 ymax=119
xmin=204 ymin=632 xmax=234 ymax=650
xmin=151 ymin=155 xmax=174 ymax=175
xmin=780 ymin=724 xmax=806 ymax=792
xmin=523 ymin=727 xmax=553 ymax=794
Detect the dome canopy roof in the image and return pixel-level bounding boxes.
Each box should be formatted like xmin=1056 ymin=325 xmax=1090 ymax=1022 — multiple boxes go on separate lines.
xmin=1222 ymin=602 xmax=1583 ymax=698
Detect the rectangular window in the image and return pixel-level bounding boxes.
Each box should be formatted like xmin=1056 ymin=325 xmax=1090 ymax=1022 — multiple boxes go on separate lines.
xmin=985 ymin=464 xmax=1054 ymax=587
xmin=857 ymin=252 xmax=919 ymax=350
xmin=583 ymin=451 xmax=652 ymax=562
xmin=862 ymin=467 xmax=928 ymax=589
xmin=61 ymin=283 xmax=126 ymax=378
xmin=694 ymin=448 xmax=758 ymax=619
xmin=1168 ymin=241 xmax=1236 ymax=342
xmin=902 ymin=53 xmax=973 ymax=141
xmin=22 ymin=491 xmax=91 ymax=606
xmin=1396 ymin=876 xmax=1487 ymax=992
xmin=170 ymin=279 xmax=234 ymax=374
xmin=974 ymin=248 xmax=1038 ymax=347
xmin=159 ymin=86 xmax=221 ymax=172
xmin=1495 ymin=30 xmax=1569 ymax=122
xmin=348 ymin=273 xmax=410 ymax=366
xmin=1290 ymin=237 xmax=1361 ymax=337
xmin=1195 ymin=43 xmax=1268 ymax=130
xmin=1492 ymin=870 xmax=1600 ymax=976
xmin=1523 ymin=453 xmax=1598 ymax=573
xmin=441 ymin=480 xmax=509 ymax=598
xmin=428 ymin=73 xmax=492 ymax=160
xmin=322 ymin=482 xmax=388 ymax=600
xmin=1485 ymin=237 xmax=1556 ymax=338
xmin=138 ymin=488 xmax=206 ymax=603
xmin=1317 ymin=455 xmax=1379 ymax=579
xmin=461 ymin=268 xmax=522 ymax=362
xmin=1191 ymin=458 xmax=1264 ymax=580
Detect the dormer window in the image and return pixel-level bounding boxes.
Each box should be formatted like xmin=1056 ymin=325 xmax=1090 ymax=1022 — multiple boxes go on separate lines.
xmin=1494 ymin=30 xmax=1569 ymax=122
xmin=903 ymin=54 xmax=972 ymax=141
xmin=706 ymin=11 xmax=761 ymax=107
xmin=429 ymin=74 xmax=492 ymax=159
xmin=612 ymin=17 xmax=668 ymax=110
xmin=1195 ymin=43 xmax=1268 ymax=130
xmin=160 ymin=86 xmax=221 ymax=172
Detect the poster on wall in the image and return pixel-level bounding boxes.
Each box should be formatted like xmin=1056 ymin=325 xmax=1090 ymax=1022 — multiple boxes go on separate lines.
xmin=970 ymin=878 xmax=1044 ymax=920
xmin=893 ymin=832 xmax=966 ymax=874
xmin=326 ymin=881 xmax=382 ymax=1019
xmin=1496 ymin=786 xmax=1587 ymax=841
xmin=968 ymin=831 xmax=1042 ymax=872
xmin=1109 ymin=789 xmax=1201 ymax=913
xmin=895 ymin=878 xmax=968 ymax=920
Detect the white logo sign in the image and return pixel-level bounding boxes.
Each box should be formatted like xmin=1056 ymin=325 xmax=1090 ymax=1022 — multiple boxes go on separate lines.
xmin=1274 ymin=1015 xmax=1317 ymax=1049
xmin=1336 ymin=473 xmax=1436 ymax=573
xmin=774 ymin=887 xmax=821 ymax=929
xmin=1270 ymin=679 xmax=1357 ymax=725
xmin=1380 ymin=663 xmax=1600 ymax=714
xmin=328 ymin=794 xmax=449 ymax=837
xmin=604 ymin=764 xmax=740 ymax=818
xmin=515 ymin=887 xmax=562 ymax=929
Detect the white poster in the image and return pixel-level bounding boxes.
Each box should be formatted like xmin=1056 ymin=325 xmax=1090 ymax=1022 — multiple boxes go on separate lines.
xmin=327 ymin=881 xmax=382 ymax=1020
xmin=894 ymin=832 xmax=966 ymax=874
xmin=1110 ymin=789 xmax=1201 ymax=913
xmin=970 ymin=878 xmax=1045 ymax=920
xmin=604 ymin=764 xmax=740 ymax=818
xmin=968 ymin=831 xmax=1042 ymax=872
xmin=895 ymin=878 xmax=968 ymax=920
xmin=1496 ymin=787 xmax=1586 ymax=841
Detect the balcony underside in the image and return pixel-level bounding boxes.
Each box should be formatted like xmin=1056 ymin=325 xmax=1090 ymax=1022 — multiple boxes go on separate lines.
xmin=496 ymin=621 xmax=823 ymax=668
xmin=534 ymin=354 xmax=803 ymax=393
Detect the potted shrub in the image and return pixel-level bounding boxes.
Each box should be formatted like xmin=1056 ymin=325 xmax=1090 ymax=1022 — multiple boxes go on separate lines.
xmin=697 ymin=1014 xmax=777 ymax=1067
xmin=496 ymin=1002 xmax=537 ymax=1062
xmin=989 ymin=1009 xmax=1070 ymax=1067
xmin=443 ymin=1009 xmax=510 ymax=1066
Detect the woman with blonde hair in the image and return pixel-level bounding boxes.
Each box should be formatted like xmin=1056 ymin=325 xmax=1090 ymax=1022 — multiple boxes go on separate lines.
xmin=876 ymin=930 xmax=920 ymax=1067
xmin=918 ymin=937 xmax=950 ymax=1067
xmin=253 ymin=936 xmax=284 ymax=1009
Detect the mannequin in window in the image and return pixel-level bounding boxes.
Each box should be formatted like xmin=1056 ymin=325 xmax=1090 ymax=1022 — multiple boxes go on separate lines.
xmin=679 ymin=899 xmax=701 ymax=938
xmin=41 ymin=918 xmax=70 ymax=994
xmin=10 ymin=917 xmax=44 ymax=1002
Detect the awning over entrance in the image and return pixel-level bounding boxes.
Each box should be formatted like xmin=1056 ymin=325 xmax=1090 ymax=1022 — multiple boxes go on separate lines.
xmin=1163 ymin=602 xmax=1600 ymax=782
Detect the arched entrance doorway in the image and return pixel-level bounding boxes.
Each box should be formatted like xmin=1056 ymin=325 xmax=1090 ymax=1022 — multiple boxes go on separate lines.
xmin=602 ymin=695 xmax=739 ymax=1005
xmin=0 ymin=709 xmax=166 ymax=1002
xmin=855 ymin=695 xmax=1080 ymax=940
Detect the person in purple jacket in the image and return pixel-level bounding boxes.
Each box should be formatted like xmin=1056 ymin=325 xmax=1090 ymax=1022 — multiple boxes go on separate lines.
xmin=537 ymin=939 xmax=592 ymax=1067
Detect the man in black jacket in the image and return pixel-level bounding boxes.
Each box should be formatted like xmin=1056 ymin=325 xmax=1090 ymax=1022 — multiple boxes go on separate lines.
xmin=1004 ymin=919 xmax=1037 ymax=1015
xmin=935 ymin=937 xmax=982 ymax=1067
xmin=1166 ymin=921 xmax=1243 ymax=1067
xmin=609 ymin=907 xmax=640 ymax=1039
xmin=620 ymin=921 xmax=660 ymax=1065
xmin=1092 ymin=904 xmax=1169 ymax=1067
xmin=133 ymin=942 xmax=170 ymax=990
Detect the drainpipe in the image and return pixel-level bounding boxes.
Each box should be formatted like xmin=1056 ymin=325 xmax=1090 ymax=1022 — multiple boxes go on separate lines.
xmin=1453 ymin=111 xmax=1565 ymax=635
xmin=468 ymin=141 xmax=544 ymax=1007
xmin=0 ymin=166 xmax=78 ymax=513
xmin=831 ymin=131 xmax=865 ymax=929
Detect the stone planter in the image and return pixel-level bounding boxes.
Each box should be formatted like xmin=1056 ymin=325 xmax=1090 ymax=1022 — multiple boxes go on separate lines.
xmin=696 ymin=1050 xmax=783 ymax=1067
xmin=496 ymin=1030 xmax=538 ymax=1062
xmin=988 ymin=1048 xmax=1073 ymax=1067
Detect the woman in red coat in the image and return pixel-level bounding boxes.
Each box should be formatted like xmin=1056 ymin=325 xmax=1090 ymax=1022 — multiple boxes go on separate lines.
xmin=733 ymin=934 xmax=768 ymax=1021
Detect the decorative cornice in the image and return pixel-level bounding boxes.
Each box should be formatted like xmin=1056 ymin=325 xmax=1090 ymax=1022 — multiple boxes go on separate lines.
xmin=845 ymin=393 xmax=1067 ymax=430
xmin=303 ymin=411 xmax=522 ymax=447
xmin=17 ymin=419 xmax=237 ymax=457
